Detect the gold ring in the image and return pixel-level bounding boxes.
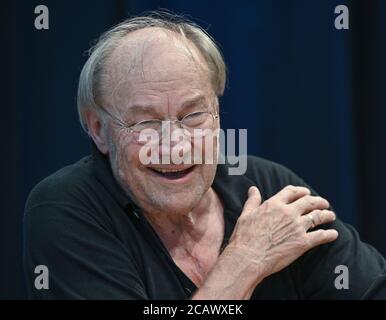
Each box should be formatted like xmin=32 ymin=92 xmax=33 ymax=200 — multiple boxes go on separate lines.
xmin=308 ymin=213 xmax=316 ymax=229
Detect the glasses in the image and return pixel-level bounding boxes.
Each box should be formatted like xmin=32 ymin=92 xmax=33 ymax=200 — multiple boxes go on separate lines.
xmin=96 ymin=104 xmax=219 ymax=143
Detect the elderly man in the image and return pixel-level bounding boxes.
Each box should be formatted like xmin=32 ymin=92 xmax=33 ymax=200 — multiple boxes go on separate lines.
xmin=24 ymin=13 xmax=386 ymax=299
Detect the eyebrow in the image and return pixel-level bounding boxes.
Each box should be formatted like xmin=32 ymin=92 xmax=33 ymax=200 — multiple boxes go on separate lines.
xmin=181 ymin=94 xmax=207 ymax=109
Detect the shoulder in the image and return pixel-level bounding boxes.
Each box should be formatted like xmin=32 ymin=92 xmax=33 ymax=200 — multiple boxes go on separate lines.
xmin=243 ymin=155 xmax=307 ymax=193
xmin=214 ymin=155 xmax=309 ymax=206
xmin=23 ymin=155 xmax=113 ymax=252
xmin=245 ymin=155 xmax=297 ymax=179
xmin=24 ymin=155 xmax=95 ymax=214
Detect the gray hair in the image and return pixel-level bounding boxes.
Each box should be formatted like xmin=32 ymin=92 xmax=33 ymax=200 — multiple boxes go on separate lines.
xmin=77 ymin=11 xmax=227 ymax=132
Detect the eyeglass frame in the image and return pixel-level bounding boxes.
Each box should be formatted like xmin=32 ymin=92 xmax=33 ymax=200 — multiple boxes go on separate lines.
xmin=94 ymin=103 xmax=220 ymax=137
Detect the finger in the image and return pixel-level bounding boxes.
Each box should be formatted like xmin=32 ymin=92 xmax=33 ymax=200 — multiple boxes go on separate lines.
xmin=306 ymin=229 xmax=339 ymax=248
xmin=290 ymin=195 xmax=330 ymax=215
xmin=302 ymin=210 xmax=336 ymax=231
xmin=273 ymin=185 xmax=311 ymax=204
xmin=242 ymin=186 xmax=262 ymax=214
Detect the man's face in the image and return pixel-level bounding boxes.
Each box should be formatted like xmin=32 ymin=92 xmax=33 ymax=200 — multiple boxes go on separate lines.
xmin=101 ymin=28 xmax=220 ymax=215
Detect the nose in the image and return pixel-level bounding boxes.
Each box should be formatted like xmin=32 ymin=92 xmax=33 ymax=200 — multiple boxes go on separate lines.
xmin=158 ymin=120 xmax=192 ymax=162
xmin=159 ymin=119 xmax=187 ymax=143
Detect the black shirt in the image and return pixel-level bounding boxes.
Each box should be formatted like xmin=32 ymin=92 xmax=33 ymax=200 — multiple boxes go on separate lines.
xmin=23 ymin=144 xmax=386 ymax=299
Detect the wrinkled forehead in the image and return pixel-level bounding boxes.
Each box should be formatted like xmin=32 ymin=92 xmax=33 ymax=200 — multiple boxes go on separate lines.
xmin=100 ymin=28 xmax=212 ymax=107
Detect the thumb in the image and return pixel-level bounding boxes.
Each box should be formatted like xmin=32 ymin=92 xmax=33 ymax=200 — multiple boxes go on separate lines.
xmin=243 ymin=186 xmax=262 ymax=213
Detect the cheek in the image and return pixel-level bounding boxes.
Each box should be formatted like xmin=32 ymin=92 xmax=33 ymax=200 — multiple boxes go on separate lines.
xmin=118 ymin=146 xmax=143 ymax=173
xmin=110 ymin=134 xmax=142 ymax=177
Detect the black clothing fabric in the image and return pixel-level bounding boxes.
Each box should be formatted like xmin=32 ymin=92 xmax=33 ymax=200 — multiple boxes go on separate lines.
xmin=23 ymin=144 xmax=386 ymax=299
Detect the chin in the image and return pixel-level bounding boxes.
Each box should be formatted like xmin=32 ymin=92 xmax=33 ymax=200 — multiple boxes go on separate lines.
xmin=145 ymin=188 xmax=202 ymax=215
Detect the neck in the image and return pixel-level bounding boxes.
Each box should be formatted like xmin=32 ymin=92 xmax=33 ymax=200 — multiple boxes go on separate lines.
xmin=143 ymin=188 xmax=224 ymax=250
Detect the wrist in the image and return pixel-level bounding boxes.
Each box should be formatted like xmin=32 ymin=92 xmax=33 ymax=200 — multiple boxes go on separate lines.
xmin=220 ymin=244 xmax=267 ymax=287
xmin=191 ymin=244 xmax=267 ymax=300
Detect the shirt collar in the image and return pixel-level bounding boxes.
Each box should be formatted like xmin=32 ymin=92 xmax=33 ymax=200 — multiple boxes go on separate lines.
xmin=91 ymin=142 xmax=139 ymax=213
xmin=212 ymin=160 xmax=256 ymax=220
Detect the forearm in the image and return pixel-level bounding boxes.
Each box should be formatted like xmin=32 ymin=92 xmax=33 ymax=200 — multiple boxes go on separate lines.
xmin=191 ymin=246 xmax=265 ymax=300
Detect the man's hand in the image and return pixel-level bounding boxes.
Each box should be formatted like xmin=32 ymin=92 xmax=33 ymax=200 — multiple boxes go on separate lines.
xmin=193 ymin=185 xmax=338 ymax=300
xmin=226 ymin=185 xmax=338 ymax=279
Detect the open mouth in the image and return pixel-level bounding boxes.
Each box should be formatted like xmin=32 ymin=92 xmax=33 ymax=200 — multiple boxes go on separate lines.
xmin=148 ymin=166 xmax=196 ymax=180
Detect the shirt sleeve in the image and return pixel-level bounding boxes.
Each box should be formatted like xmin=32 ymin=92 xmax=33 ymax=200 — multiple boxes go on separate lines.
xmin=23 ymin=203 xmax=148 ymax=299
xmin=274 ymin=164 xmax=386 ymax=299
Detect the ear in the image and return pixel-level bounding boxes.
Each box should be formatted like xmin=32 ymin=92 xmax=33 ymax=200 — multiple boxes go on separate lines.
xmin=85 ymin=110 xmax=109 ymax=155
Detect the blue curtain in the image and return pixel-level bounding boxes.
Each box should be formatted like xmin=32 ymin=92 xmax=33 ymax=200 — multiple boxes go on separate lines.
xmin=1 ymin=0 xmax=385 ymax=298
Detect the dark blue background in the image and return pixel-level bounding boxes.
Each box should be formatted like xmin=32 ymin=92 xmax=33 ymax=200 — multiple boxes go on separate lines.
xmin=1 ymin=0 xmax=385 ymax=298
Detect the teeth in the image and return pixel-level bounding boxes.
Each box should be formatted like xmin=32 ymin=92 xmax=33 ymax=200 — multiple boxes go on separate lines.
xmin=152 ymin=168 xmax=189 ymax=173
